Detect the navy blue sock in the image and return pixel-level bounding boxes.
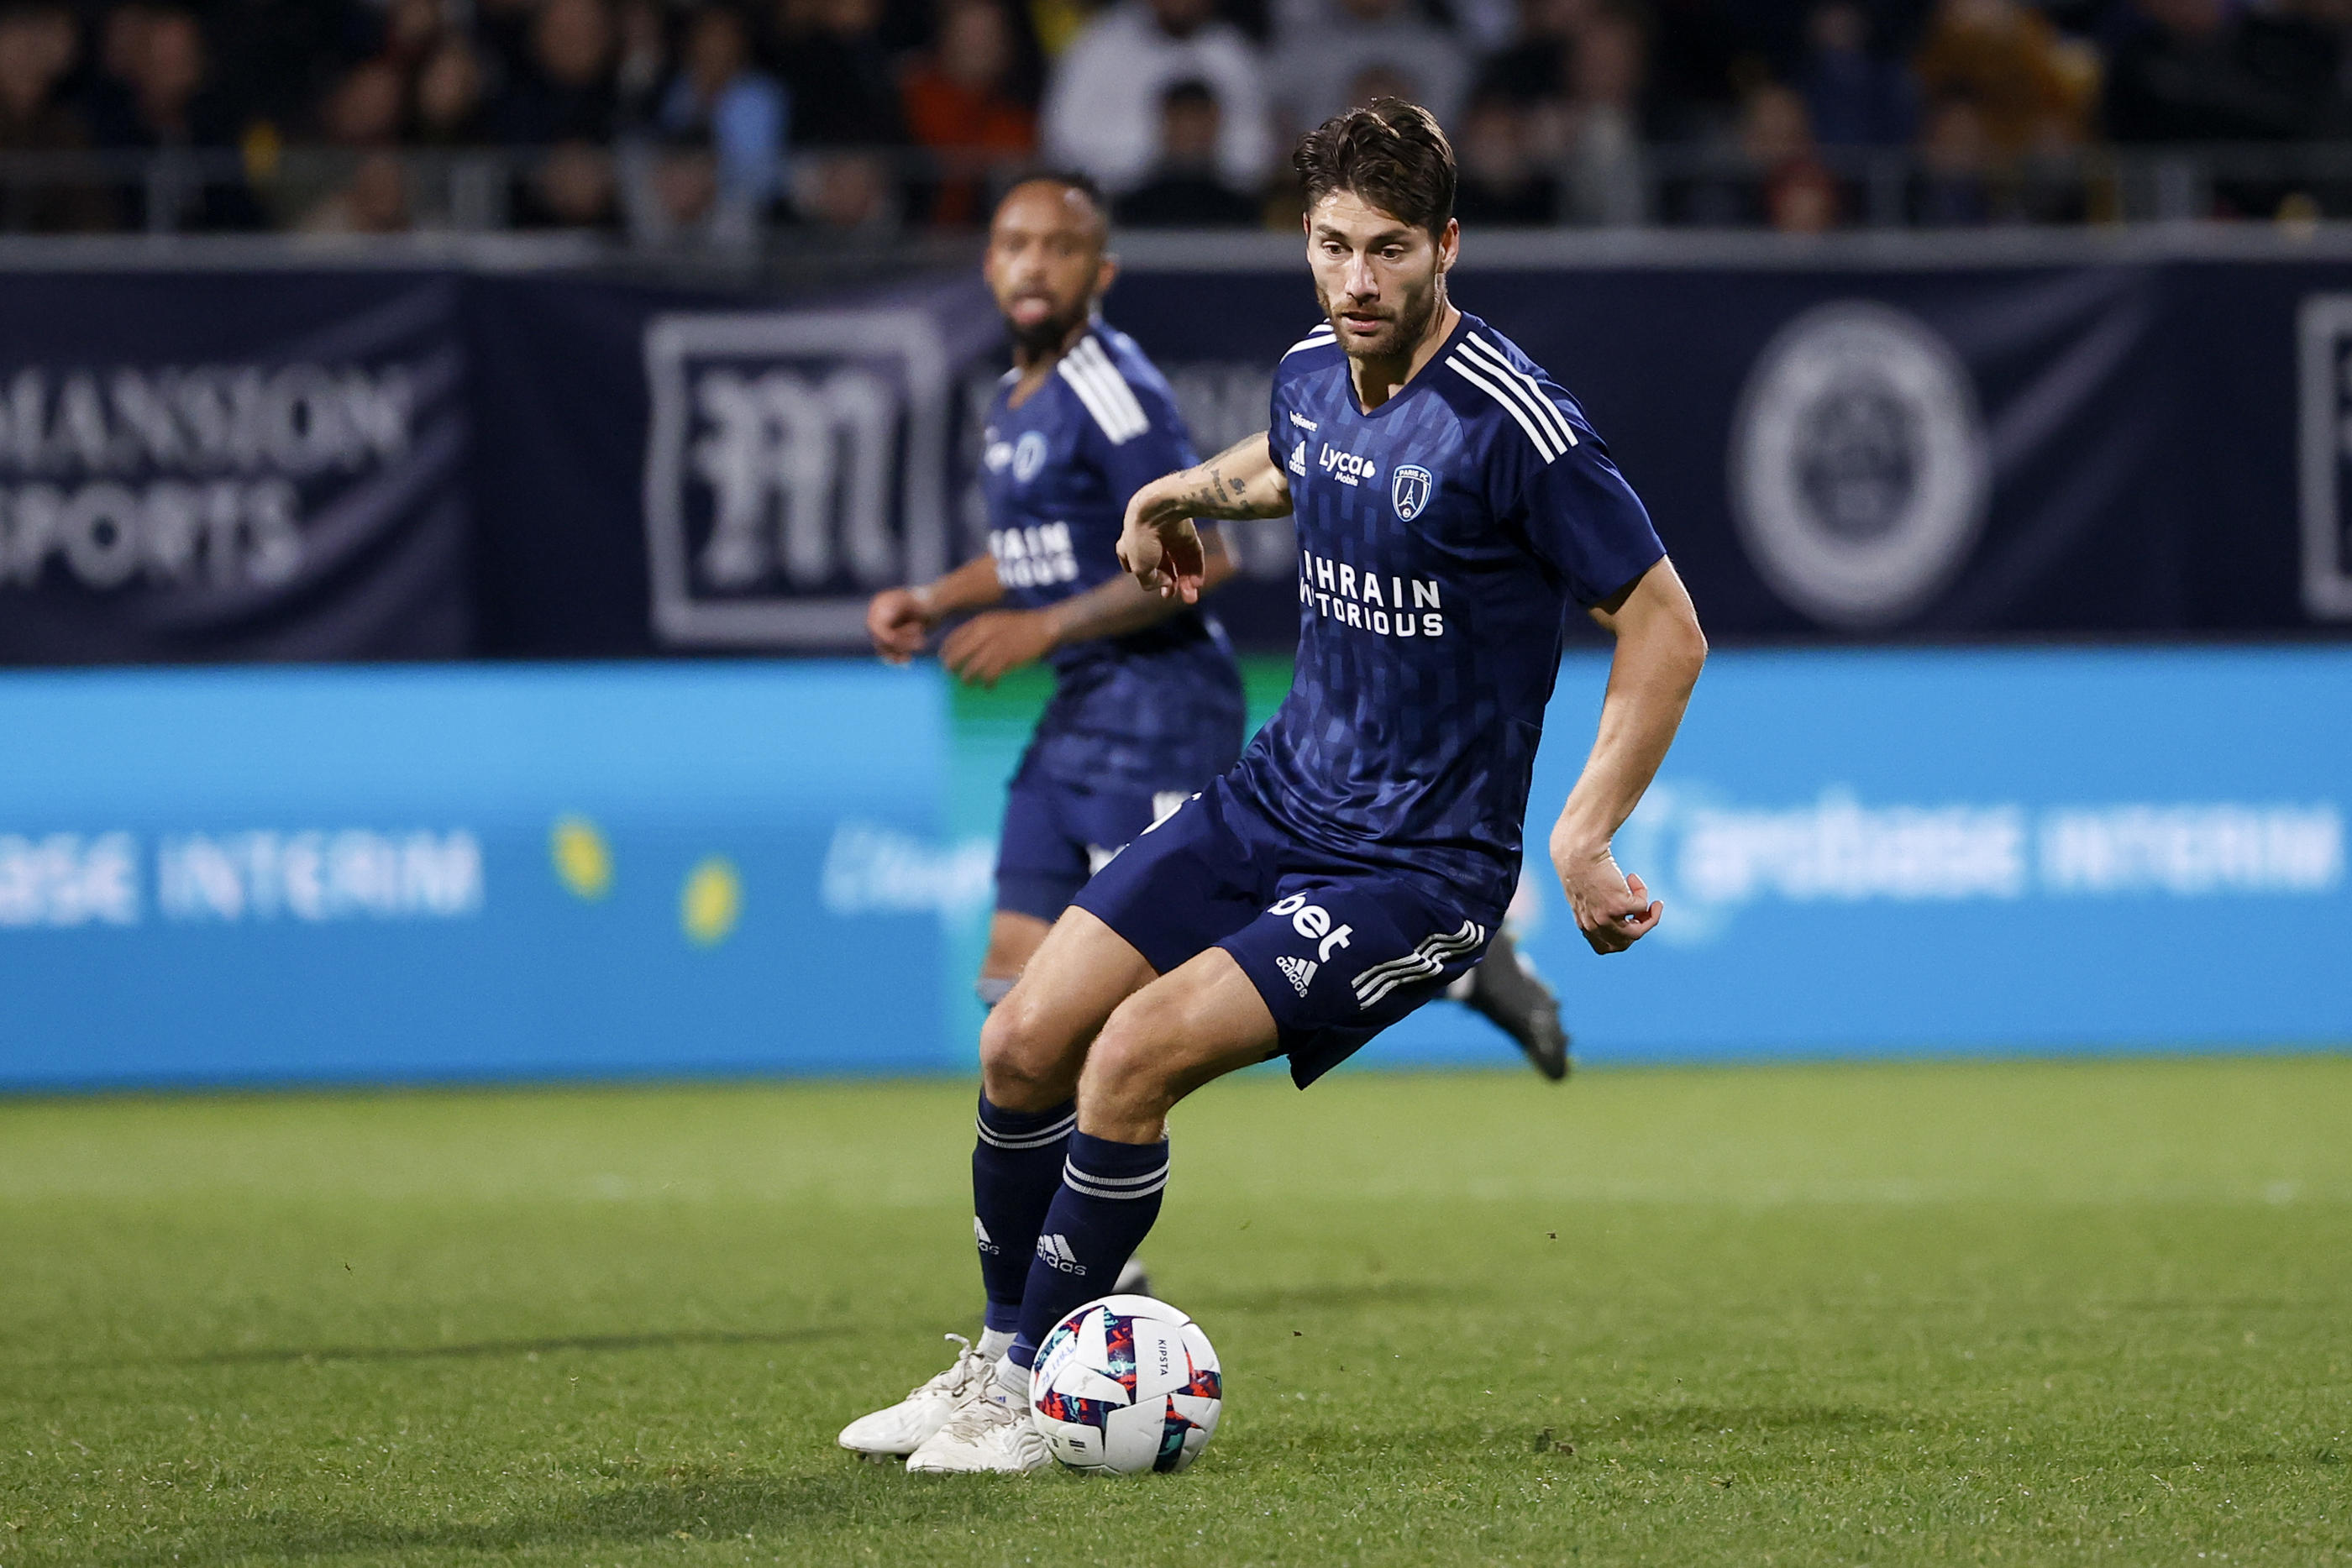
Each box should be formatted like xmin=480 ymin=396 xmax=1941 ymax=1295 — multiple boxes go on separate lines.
xmin=972 ymin=1095 xmax=1076 ymax=1334
xmin=1008 ymin=1130 xmax=1169 ymax=1368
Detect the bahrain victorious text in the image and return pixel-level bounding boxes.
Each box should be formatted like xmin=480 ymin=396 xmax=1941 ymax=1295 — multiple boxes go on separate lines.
xmin=1298 ymin=547 xmax=1446 ymax=638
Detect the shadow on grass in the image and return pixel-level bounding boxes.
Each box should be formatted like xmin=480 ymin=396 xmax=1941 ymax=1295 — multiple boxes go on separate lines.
xmin=108 ymin=1464 xmax=1040 ymax=1566
xmin=165 ymin=1324 xmax=858 ymax=1369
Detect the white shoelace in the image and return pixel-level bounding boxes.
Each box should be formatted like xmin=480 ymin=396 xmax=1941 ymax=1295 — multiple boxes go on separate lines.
xmin=909 ymin=1333 xmax=991 ymax=1403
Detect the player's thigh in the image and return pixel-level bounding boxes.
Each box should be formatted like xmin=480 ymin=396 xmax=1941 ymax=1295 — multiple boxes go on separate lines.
xmin=1079 ymin=947 xmax=1279 ymax=1141
xmin=980 ymin=910 xmax=1051 ymax=981
xmin=980 ymin=905 xmax=1159 ymax=1101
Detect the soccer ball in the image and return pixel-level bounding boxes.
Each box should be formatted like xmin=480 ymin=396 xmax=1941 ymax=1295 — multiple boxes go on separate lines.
xmin=1030 ymin=1293 xmax=1222 ymax=1474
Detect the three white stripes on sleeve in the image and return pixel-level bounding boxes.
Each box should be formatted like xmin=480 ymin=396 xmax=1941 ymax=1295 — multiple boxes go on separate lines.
xmin=1057 ymin=336 xmax=1151 ymax=445
xmin=1445 ymin=335 xmax=1578 ymax=462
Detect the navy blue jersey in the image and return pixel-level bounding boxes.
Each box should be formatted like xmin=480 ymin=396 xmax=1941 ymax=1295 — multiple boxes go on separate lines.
xmin=1233 ymin=311 xmax=1667 ymax=920
xmin=977 ymin=322 xmax=1243 ymax=791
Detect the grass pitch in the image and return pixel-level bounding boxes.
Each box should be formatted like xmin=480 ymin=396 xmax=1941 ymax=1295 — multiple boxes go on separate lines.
xmin=3 ymin=1057 xmax=2348 ymax=1568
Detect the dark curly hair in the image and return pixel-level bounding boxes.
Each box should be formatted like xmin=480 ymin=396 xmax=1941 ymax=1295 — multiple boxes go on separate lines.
xmin=1291 ymin=99 xmax=1456 ymax=237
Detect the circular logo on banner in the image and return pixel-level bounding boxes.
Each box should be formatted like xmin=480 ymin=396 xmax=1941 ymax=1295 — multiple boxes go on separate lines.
xmin=1013 ymin=432 xmax=1048 ymax=483
xmin=1729 ymin=302 xmax=1987 ymax=629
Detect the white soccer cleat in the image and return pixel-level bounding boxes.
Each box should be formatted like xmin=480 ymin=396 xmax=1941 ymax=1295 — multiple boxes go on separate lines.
xmin=904 ymin=1377 xmax=1052 ymax=1475
xmin=837 ymin=1333 xmax=995 ymax=1459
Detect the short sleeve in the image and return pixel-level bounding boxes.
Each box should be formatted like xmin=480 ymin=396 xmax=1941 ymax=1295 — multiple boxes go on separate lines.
xmin=1082 ymin=374 xmax=1198 ymax=509
xmin=1505 ymin=404 xmax=1664 ymax=607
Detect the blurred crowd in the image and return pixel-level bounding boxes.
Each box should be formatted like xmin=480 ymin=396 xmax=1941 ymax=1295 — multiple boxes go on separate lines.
xmin=3 ymin=0 xmax=2352 ymax=239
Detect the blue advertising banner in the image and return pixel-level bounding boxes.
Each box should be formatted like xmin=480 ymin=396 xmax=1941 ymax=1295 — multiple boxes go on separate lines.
xmin=1369 ymin=646 xmax=2350 ymax=1066
xmin=1 ymin=650 xmax=2340 ymax=1087
xmin=0 ymin=662 xmax=950 ymax=1088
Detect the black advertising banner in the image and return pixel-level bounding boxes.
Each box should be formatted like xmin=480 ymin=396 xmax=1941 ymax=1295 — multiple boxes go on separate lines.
xmin=0 ymin=273 xmax=470 ymax=661
xmin=4 ymin=247 xmax=2351 ymax=663
xmin=1102 ymin=254 xmax=2345 ymax=646
xmin=465 ymin=270 xmax=1009 ymax=657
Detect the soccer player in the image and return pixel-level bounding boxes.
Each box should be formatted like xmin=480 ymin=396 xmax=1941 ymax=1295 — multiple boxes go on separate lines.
xmin=848 ymin=129 xmax=1672 ymax=1465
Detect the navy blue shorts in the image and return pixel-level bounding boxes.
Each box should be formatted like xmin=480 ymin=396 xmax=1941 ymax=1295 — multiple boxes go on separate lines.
xmin=995 ymin=777 xmax=1196 ymax=922
xmin=1070 ymin=778 xmax=1494 ymax=1088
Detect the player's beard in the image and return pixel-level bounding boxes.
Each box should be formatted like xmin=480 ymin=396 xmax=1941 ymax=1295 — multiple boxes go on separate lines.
xmin=1320 ymin=267 xmax=1443 ymax=362
xmin=1006 ymin=294 xmax=1087 ymax=359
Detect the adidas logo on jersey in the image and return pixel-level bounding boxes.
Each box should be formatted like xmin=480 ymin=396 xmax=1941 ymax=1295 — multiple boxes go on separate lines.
xmin=1036 ymin=1234 xmax=1086 ymax=1275
xmin=1275 ymin=955 xmax=1318 ymax=996
xmin=974 ymin=1216 xmax=998 ymax=1255
xmin=1289 ymin=438 xmax=1308 ymax=476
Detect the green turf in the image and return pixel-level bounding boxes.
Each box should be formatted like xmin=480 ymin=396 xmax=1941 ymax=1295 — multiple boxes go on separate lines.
xmin=3 ymin=1057 xmax=2347 ymax=1567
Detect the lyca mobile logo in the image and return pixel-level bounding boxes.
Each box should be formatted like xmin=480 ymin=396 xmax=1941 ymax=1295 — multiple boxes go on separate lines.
xmin=1318 ymin=443 xmax=1377 ymax=486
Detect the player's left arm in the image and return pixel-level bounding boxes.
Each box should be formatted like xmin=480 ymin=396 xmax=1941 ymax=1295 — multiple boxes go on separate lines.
xmin=937 ymin=528 xmax=1239 ymax=687
xmin=1551 ymin=558 xmax=1707 ymax=954
xmin=1496 ymin=385 xmax=1705 ymax=953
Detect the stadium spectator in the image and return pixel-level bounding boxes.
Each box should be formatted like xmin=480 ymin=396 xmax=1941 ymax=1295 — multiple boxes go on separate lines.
xmin=1910 ymin=92 xmax=1992 ymax=223
xmin=1798 ymin=0 xmax=1917 ymax=147
xmin=94 ymin=7 xmax=263 ymax=230
xmin=2103 ymin=0 xmax=2313 ymax=143
xmin=1911 ymin=0 xmax=2095 ymax=155
xmin=0 ymin=3 xmax=112 ymax=232
xmin=1473 ymin=0 xmax=1590 ymax=128
xmin=658 ymin=6 xmax=786 ymax=213
xmin=1677 ymin=80 xmax=1826 ymax=226
xmin=1114 ymin=77 xmax=1262 ymax=225
xmin=322 ymin=58 xmax=407 ymax=147
xmin=779 ymin=0 xmax=907 ymax=147
xmin=796 ymin=147 xmax=896 ymax=229
xmin=1041 ymin=0 xmax=1270 ymax=194
xmin=622 ymin=123 xmax=752 ymax=248
xmin=1272 ymin=0 xmax=1469 ymax=139
xmin=205 ymin=0 xmax=370 ymax=140
xmin=2242 ymin=0 xmax=2352 ymax=138
xmin=900 ymin=0 xmax=1037 ymax=226
xmin=1562 ymin=6 xmax=1644 ymax=221
xmin=495 ymin=0 xmax=618 ymax=145
xmin=520 ymin=136 xmax=621 ymax=228
xmin=376 ymin=0 xmax=449 ymax=74
xmin=612 ymin=0 xmax=673 ymax=128
xmin=473 ymin=0 xmax=543 ymax=97
xmin=1453 ymin=90 xmax=1559 ymax=224
xmin=412 ymin=35 xmax=489 ymax=145
xmin=302 ymin=148 xmax=411 ymax=232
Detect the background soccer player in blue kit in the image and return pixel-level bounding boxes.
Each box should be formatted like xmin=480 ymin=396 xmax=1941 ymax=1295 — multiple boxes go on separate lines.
xmin=845 ymin=141 xmax=1682 ymax=1469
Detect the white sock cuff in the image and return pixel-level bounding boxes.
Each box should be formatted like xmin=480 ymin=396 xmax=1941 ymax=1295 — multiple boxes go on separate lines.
xmin=992 ymin=1356 xmax=1030 ymax=1405
xmin=977 ymin=1327 xmax=1016 ymax=1361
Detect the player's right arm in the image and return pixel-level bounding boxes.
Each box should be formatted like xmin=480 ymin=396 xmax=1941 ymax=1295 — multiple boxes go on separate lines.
xmin=1116 ymin=432 xmax=1291 ymax=601
xmin=864 ymin=553 xmax=1005 ymax=665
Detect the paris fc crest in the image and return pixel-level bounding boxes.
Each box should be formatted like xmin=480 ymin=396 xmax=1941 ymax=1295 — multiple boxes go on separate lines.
xmin=1392 ymin=464 xmax=1433 ymax=521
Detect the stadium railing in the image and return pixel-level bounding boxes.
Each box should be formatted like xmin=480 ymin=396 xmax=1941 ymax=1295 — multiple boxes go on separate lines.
xmin=9 ymin=140 xmax=2352 ymax=244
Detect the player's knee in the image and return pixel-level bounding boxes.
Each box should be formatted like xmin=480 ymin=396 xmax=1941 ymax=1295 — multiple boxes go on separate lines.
xmin=978 ymin=990 xmax=1077 ymax=1109
xmin=1080 ymin=994 xmax=1187 ymax=1122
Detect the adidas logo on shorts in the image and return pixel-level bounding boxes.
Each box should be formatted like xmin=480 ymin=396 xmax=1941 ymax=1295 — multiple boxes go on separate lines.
xmin=1275 ymin=955 xmax=1318 ymax=996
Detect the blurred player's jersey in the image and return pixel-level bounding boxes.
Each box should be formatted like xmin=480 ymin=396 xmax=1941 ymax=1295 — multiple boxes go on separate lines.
xmin=1239 ymin=312 xmax=1666 ymax=921
xmin=979 ymin=320 xmax=1242 ymax=792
